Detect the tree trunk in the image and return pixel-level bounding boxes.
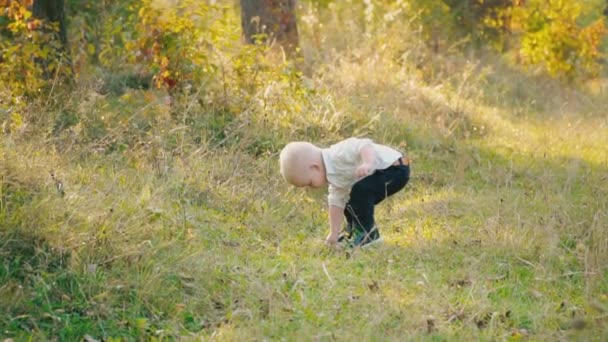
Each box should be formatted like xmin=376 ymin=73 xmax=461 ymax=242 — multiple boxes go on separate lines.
xmin=240 ymin=0 xmax=299 ymax=56
xmin=32 ymin=0 xmax=73 ymax=81
xmin=33 ymin=0 xmax=68 ymax=49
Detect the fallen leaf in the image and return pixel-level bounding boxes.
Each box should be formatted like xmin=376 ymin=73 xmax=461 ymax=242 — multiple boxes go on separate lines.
xmin=84 ymin=335 xmax=99 ymax=342
xmin=367 ymin=280 xmax=379 ymax=292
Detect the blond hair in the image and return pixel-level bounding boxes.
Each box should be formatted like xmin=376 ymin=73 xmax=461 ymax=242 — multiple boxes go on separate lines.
xmin=279 ymin=141 xmax=318 ymax=185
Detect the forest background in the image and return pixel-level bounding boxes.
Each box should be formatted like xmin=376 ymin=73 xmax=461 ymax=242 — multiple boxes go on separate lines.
xmin=1 ymin=0 xmax=608 ymax=340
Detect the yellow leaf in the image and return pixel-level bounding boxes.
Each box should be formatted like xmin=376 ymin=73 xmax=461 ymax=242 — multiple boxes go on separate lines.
xmin=11 ymin=112 xmax=23 ymax=128
xmin=87 ymin=43 xmax=96 ymax=55
xmin=135 ymin=317 xmax=148 ymax=330
xmin=160 ymin=56 xmax=169 ymax=68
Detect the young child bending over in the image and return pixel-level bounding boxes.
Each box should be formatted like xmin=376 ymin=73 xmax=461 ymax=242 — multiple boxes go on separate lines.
xmin=279 ymin=138 xmax=410 ymax=247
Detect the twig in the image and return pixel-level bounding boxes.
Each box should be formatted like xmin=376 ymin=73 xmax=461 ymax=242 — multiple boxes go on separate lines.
xmin=46 ymin=53 xmax=64 ymax=108
xmin=322 ymin=262 xmax=335 ymax=286
xmin=516 ymin=257 xmax=536 ymax=268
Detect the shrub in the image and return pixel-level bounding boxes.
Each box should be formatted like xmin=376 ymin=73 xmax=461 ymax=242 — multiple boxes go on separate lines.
xmin=0 ymin=0 xmax=66 ymax=98
xmin=513 ymin=0 xmax=607 ymax=78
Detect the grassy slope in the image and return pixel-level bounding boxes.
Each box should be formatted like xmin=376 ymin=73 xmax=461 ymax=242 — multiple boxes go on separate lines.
xmin=2 ymin=17 xmax=608 ymax=342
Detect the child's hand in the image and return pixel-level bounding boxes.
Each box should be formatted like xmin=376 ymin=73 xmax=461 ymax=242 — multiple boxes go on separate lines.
xmin=356 ymin=163 xmax=374 ymax=178
xmin=325 ymin=232 xmax=340 ymax=247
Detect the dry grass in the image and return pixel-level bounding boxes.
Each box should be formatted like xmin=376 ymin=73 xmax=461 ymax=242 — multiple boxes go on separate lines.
xmin=1 ymin=4 xmax=608 ymax=340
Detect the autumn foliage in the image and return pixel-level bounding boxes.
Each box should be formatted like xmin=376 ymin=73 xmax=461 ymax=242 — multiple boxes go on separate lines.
xmin=1 ymin=0 xmax=606 ymax=101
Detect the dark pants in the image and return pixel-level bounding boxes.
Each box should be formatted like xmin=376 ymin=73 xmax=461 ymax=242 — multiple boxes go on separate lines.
xmin=344 ymin=163 xmax=410 ymax=234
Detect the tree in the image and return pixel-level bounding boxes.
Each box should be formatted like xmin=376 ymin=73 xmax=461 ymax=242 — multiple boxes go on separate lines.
xmin=240 ymin=0 xmax=299 ymax=56
xmin=33 ymin=0 xmax=67 ymax=49
xmin=31 ymin=0 xmax=73 ymax=81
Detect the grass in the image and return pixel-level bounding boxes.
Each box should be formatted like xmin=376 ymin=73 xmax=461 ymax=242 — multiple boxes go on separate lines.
xmin=2 ymin=8 xmax=608 ymax=341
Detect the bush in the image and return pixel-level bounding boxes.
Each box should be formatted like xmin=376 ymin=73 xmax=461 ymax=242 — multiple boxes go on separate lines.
xmin=513 ymin=0 xmax=607 ymax=78
xmin=0 ymin=1 xmax=66 ymax=98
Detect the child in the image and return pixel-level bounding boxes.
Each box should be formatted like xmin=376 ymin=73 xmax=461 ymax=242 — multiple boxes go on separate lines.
xmin=279 ymin=137 xmax=410 ymax=247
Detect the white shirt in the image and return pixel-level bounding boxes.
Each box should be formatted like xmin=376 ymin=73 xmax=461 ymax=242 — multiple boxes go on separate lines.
xmin=321 ymin=138 xmax=403 ymax=208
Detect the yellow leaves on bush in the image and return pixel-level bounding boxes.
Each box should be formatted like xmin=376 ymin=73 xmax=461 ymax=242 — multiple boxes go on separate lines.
xmin=131 ymin=0 xmax=235 ymax=91
xmin=0 ymin=0 xmax=67 ymax=97
xmin=160 ymin=56 xmax=169 ymax=68
xmin=402 ymin=0 xmax=606 ymax=78
xmin=0 ymin=112 xmax=24 ymax=134
xmin=514 ymin=0 xmax=606 ymax=78
xmin=580 ymin=19 xmax=607 ymax=58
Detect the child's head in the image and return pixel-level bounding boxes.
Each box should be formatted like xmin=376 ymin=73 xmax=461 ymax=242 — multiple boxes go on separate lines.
xmin=279 ymin=142 xmax=327 ymax=188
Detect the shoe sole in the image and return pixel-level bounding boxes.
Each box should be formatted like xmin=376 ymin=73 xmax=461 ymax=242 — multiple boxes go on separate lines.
xmin=361 ymin=236 xmax=384 ymax=248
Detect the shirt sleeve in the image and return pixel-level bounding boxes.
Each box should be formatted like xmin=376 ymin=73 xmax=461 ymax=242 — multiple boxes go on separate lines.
xmin=327 ymin=184 xmax=350 ymax=209
xmin=331 ymin=137 xmax=374 ymax=166
xmin=347 ymin=137 xmax=377 ymax=169
xmin=344 ymin=137 xmax=373 ymax=153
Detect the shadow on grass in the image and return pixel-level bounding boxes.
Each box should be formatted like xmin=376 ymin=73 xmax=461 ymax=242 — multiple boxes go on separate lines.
xmin=0 ymin=229 xmax=87 ymax=338
xmin=0 ymin=228 xmax=160 ymax=339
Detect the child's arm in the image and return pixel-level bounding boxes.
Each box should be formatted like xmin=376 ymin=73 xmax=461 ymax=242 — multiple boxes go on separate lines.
xmin=326 ymin=184 xmax=348 ymax=246
xmin=325 ymin=205 xmax=344 ymax=245
xmin=355 ymin=144 xmax=377 ymax=177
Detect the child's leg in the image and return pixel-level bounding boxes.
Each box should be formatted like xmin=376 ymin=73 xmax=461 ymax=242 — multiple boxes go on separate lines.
xmin=346 ymin=165 xmax=410 ymax=234
xmin=345 ymin=175 xmax=382 ymax=234
xmin=343 ymin=207 xmax=354 ymax=236
xmin=374 ymin=164 xmax=410 ymax=205
xmin=345 ymin=185 xmax=375 ymax=234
